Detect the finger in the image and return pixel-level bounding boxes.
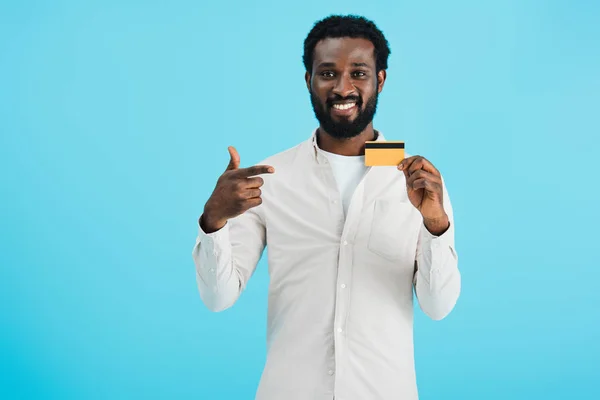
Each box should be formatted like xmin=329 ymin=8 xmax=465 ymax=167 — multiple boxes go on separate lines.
xmin=408 ymin=156 xmax=439 ymax=177
xmin=242 ymin=176 xmax=265 ymax=188
xmin=398 ymin=156 xmax=418 ymax=182
xmin=240 ymin=188 xmax=262 ymax=199
xmin=406 ymin=169 xmax=441 ymax=186
xmin=407 ymin=157 xmax=426 ymax=176
xmin=399 ymin=156 xmax=424 ymax=182
xmin=243 ymin=197 xmax=263 ymax=209
xmin=406 ymin=170 xmax=441 ymax=189
xmin=398 ymin=155 xmax=418 ymax=172
xmin=411 ymin=178 xmax=441 ymax=192
xmin=226 ymin=146 xmax=240 ymax=171
xmin=234 ymin=165 xmax=275 ymax=177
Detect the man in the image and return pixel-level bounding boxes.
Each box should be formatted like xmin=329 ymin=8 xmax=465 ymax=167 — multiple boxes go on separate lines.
xmin=192 ymin=14 xmax=461 ymax=400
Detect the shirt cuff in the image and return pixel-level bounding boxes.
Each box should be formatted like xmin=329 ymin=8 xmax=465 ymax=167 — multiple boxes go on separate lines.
xmin=198 ymin=219 xmax=231 ymax=246
xmin=418 ymin=220 xmax=455 ymax=270
xmin=195 ymin=219 xmax=233 ymax=278
xmin=421 ymin=219 xmax=452 ymax=241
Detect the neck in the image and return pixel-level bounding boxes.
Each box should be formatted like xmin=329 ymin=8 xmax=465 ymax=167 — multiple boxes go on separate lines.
xmin=317 ymin=125 xmax=377 ymax=156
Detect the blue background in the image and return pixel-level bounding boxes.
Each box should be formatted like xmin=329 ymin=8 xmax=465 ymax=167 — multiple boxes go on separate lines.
xmin=1 ymin=0 xmax=599 ymax=399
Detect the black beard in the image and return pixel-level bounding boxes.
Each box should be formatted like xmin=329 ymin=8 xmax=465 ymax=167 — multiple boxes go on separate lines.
xmin=310 ymin=90 xmax=378 ymax=139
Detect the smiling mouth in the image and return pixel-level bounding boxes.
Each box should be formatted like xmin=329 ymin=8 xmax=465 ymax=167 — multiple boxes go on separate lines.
xmin=332 ymin=102 xmax=357 ymax=110
xmin=330 ymin=101 xmax=358 ymax=117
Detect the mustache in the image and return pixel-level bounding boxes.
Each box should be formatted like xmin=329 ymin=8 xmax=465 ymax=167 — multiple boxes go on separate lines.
xmin=327 ymin=95 xmax=362 ymax=107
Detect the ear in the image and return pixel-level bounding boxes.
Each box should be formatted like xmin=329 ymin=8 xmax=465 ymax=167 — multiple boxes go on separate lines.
xmin=305 ymin=71 xmax=311 ymax=91
xmin=377 ymin=69 xmax=387 ymax=93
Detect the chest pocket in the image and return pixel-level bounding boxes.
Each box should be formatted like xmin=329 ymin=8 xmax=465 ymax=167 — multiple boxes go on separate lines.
xmin=367 ymin=198 xmax=418 ymax=261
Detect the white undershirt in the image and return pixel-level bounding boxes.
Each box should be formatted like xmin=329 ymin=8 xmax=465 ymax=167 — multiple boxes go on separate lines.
xmin=320 ymin=149 xmax=369 ymax=217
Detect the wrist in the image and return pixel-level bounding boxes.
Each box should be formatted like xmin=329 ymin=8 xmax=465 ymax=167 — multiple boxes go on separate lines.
xmin=423 ymin=213 xmax=449 ymax=236
xmin=199 ymin=212 xmax=227 ymax=234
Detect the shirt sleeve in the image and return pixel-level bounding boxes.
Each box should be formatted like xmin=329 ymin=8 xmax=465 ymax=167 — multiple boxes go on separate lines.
xmin=413 ymin=176 xmax=461 ymax=320
xmin=192 ymin=206 xmax=267 ymax=312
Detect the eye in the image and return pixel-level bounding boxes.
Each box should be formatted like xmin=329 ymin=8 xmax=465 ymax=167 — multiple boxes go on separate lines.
xmin=352 ymin=70 xmax=367 ymax=78
xmin=320 ymin=71 xmax=335 ymax=78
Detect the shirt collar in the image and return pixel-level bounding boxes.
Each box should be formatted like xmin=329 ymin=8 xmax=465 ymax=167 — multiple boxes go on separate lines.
xmin=309 ymin=128 xmax=386 ymax=163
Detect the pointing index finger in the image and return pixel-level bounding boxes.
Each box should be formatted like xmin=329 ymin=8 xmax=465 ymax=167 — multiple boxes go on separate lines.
xmin=235 ymin=165 xmax=275 ymax=177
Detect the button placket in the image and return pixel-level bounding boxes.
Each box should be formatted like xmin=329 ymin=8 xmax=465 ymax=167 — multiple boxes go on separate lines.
xmin=318 ymin=155 xmax=344 ymax=226
xmin=334 ymin=172 xmax=368 ymax=383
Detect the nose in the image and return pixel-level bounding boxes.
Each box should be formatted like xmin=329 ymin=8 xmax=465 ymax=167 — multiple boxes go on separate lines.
xmin=332 ymin=72 xmax=356 ymax=98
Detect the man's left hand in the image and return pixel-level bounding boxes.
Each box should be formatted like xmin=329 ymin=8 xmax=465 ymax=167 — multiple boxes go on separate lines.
xmin=398 ymin=156 xmax=449 ymax=236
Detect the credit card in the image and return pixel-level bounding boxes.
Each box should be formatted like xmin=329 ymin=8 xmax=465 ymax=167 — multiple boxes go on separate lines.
xmin=364 ymin=141 xmax=405 ymax=166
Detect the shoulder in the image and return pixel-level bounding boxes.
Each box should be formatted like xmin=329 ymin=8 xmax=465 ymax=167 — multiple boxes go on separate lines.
xmin=258 ymin=139 xmax=311 ymax=172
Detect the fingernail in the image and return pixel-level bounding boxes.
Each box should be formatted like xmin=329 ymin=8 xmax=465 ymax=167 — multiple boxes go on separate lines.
xmin=268 ymin=167 xmax=274 ymax=173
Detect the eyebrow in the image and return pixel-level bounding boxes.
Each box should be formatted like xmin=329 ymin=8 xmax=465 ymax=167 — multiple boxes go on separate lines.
xmin=316 ymin=62 xmax=371 ymax=69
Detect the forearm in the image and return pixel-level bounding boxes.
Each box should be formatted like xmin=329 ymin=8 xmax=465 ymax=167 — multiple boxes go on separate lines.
xmin=192 ymin=208 xmax=266 ymax=312
xmin=413 ymin=222 xmax=461 ymax=320
xmin=192 ymin=222 xmax=243 ymax=312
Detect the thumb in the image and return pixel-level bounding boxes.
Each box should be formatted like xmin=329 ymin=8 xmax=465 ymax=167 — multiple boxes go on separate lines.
xmin=226 ymin=146 xmax=240 ymax=171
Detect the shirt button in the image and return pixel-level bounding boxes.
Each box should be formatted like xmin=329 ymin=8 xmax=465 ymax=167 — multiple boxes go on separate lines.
xmin=343 ymin=240 xmax=348 ymax=246
xmin=332 ymin=200 xmax=337 ymax=204
xmin=337 ymin=328 xmax=343 ymax=333
xmin=341 ymin=284 xmax=346 ymax=289
xmin=209 ymin=268 xmax=215 ymax=273
xmin=328 ymin=370 xmax=334 ymax=375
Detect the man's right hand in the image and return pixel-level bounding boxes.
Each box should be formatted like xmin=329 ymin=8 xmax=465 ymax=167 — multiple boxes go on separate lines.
xmin=200 ymin=146 xmax=274 ymax=233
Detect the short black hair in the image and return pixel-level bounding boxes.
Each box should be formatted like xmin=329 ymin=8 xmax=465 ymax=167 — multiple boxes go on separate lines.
xmin=303 ymin=15 xmax=391 ymax=75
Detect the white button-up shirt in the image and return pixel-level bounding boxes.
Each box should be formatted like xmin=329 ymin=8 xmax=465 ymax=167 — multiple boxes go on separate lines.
xmin=192 ymin=130 xmax=461 ymax=400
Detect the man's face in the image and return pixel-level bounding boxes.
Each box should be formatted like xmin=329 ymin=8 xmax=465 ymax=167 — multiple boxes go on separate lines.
xmin=306 ymin=37 xmax=386 ymax=139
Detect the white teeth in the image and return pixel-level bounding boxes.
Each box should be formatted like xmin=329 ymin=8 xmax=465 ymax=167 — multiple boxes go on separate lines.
xmin=333 ymin=103 xmax=356 ymax=110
